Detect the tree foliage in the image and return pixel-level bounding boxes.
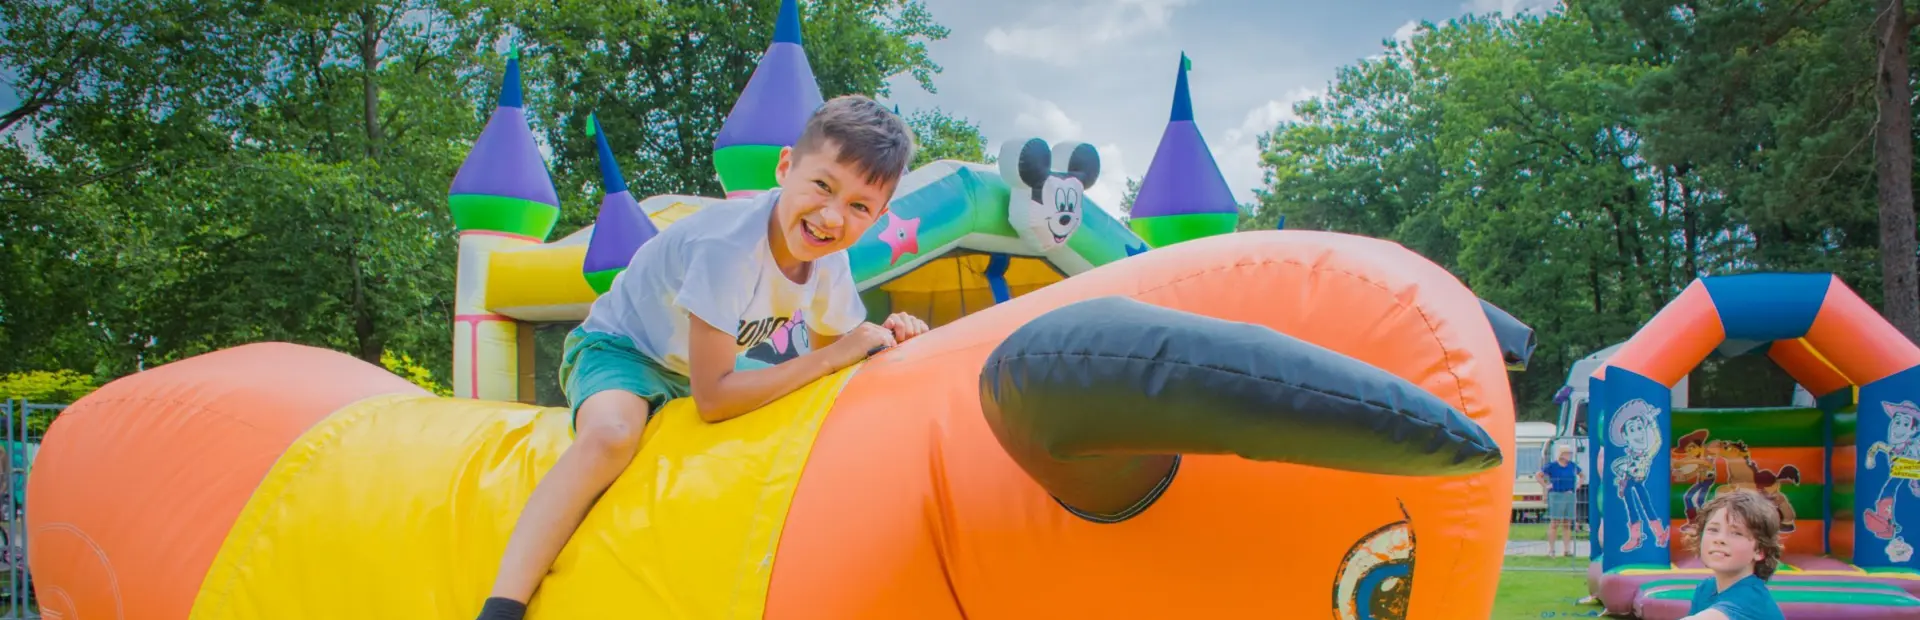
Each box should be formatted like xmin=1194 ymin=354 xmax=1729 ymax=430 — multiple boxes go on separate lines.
xmin=905 ymin=107 xmax=992 ymax=168
xmin=0 ymin=0 xmax=950 ymax=392
xmin=1254 ymin=2 xmax=1908 ymax=419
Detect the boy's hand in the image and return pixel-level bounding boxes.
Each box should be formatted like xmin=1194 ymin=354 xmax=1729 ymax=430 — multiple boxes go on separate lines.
xmin=827 ymin=323 xmax=896 ymax=367
xmin=881 ymin=312 xmax=930 ymax=343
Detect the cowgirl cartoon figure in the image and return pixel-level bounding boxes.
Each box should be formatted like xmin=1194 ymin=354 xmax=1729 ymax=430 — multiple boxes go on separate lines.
xmin=1863 ymin=400 xmax=1920 ymax=561
xmin=1608 ymin=398 xmax=1667 ymax=552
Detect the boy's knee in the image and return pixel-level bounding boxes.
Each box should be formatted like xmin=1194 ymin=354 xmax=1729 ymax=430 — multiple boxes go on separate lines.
xmin=576 ymin=392 xmax=651 ymax=456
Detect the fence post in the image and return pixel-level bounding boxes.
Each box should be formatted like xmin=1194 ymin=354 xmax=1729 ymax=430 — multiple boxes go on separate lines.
xmin=0 ymin=398 xmax=43 ymax=620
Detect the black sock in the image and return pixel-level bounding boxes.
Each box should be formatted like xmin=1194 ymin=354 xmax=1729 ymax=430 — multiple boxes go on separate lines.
xmin=477 ymin=597 xmax=527 ymax=620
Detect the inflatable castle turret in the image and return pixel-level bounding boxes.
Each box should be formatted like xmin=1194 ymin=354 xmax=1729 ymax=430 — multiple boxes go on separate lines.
xmin=448 ymin=46 xmax=561 ymax=400
xmin=712 ymin=0 xmax=823 ymax=197
xmin=1127 ymin=53 xmax=1241 ymax=248
xmin=581 ymin=113 xmax=660 ymax=294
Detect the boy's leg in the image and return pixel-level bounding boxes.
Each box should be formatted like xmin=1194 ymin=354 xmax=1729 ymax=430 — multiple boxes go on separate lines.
xmin=479 ymin=330 xmax=690 ymax=619
xmin=485 ymin=391 xmax=651 ymax=604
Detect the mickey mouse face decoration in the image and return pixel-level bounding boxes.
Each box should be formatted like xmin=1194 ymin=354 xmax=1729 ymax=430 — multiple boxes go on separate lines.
xmin=999 ymin=138 xmax=1100 ymax=252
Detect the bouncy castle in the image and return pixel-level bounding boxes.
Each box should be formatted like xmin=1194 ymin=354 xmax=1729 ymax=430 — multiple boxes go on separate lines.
xmin=25 ymin=1 xmax=1542 ymax=618
xmin=1586 ymin=273 xmax=1920 ymax=618
xmin=446 ymin=0 xmax=1535 ymax=405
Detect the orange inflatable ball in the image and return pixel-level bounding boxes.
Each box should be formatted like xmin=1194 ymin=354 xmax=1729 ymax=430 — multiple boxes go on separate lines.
xmin=27 ymin=230 xmax=1520 ymax=619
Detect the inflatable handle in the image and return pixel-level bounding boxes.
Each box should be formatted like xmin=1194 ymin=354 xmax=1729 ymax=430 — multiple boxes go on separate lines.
xmin=979 ymin=296 xmax=1504 ymax=520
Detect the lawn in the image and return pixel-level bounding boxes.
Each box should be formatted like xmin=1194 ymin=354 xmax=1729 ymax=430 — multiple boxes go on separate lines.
xmin=1493 ymin=555 xmax=1605 ymax=619
xmin=1510 ymin=521 xmax=1591 ymax=541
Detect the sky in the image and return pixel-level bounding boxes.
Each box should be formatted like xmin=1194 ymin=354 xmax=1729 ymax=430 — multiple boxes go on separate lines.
xmin=0 ymin=0 xmax=1560 ymax=213
xmin=878 ymin=0 xmax=1559 ymax=210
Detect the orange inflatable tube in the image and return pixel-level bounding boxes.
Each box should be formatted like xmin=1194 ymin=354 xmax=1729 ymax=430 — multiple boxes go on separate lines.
xmin=27 ymin=231 xmax=1520 ymax=619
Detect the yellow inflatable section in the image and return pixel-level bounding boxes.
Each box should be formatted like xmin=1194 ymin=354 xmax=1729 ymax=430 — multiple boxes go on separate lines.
xmin=187 ymin=367 xmax=860 ymax=619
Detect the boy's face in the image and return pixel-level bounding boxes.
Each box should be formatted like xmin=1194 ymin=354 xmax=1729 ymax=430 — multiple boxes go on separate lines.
xmin=1699 ymin=508 xmax=1760 ymax=576
xmin=770 ymin=139 xmax=895 ymax=263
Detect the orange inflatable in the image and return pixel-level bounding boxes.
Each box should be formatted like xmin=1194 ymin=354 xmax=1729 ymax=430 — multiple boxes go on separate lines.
xmin=27 ymin=230 xmax=1520 ymax=619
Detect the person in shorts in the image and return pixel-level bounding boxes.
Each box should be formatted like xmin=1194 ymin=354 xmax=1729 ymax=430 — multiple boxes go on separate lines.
xmin=472 ymin=95 xmax=931 ymax=620
xmin=1539 ymin=444 xmax=1585 ymax=557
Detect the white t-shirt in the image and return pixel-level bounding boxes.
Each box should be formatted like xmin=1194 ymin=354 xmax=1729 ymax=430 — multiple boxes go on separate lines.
xmin=578 ymin=189 xmax=868 ymax=377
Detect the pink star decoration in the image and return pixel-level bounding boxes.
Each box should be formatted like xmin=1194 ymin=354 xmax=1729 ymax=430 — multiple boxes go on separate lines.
xmin=880 ymin=213 xmax=920 ymax=264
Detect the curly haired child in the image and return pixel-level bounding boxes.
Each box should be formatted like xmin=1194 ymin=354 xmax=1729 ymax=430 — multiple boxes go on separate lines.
xmin=1681 ymin=489 xmax=1785 ymax=620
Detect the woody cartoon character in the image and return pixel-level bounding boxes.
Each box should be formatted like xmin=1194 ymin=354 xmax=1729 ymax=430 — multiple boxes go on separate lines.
xmin=1672 ymin=429 xmax=1715 ymax=534
xmin=1864 ymin=400 xmax=1920 ymax=561
xmin=1609 ymin=398 xmax=1668 ymax=551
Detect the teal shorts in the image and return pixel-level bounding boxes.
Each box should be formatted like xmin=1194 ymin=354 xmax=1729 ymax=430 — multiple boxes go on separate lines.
xmin=557 ymin=327 xmax=692 ymax=425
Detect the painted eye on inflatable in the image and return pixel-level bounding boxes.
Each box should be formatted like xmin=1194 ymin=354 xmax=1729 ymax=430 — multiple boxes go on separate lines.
xmin=1333 ymin=509 xmax=1415 ymax=620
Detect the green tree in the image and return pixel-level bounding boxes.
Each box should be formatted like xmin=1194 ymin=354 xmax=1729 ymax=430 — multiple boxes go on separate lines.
xmin=905 ymin=107 xmax=992 ymax=167
xmin=0 ymin=0 xmax=955 ymax=389
xmin=1118 ymin=177 xmax=1141 ymax=216
xmin=503 ymin=0 xmax=951 ymax=234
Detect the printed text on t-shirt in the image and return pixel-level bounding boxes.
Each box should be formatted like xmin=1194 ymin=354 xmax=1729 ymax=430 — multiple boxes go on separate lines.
xmin=738 ymin=316 xmax=787 ymax=348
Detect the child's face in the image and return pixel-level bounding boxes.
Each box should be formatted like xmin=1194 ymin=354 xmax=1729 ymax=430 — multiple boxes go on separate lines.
xmin=1699 ymin=508 xmax=1760 ymax=577
xmin=770 ymin=139 xmax=895 ymax=263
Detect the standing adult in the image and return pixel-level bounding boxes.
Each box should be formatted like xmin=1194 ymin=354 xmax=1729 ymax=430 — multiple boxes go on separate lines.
xmin=1539 ymin=444 xmax=1586 ymax=557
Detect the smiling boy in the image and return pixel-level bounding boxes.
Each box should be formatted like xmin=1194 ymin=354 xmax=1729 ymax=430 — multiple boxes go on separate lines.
xmin=475 ymin=95 xmax=931 ymax=620
xmin=1681 ymin=490 xmax=1786 ymax=620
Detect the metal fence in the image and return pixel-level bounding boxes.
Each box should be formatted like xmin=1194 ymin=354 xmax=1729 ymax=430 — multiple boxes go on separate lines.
xmin=0 ymin=399 xmax=51 ymax=620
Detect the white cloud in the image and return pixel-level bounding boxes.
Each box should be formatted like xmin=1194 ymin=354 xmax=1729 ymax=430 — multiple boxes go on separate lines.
xmin=1209 ymin=87 xmax=1319 ymax=207
xmin=1392 ymin=20 xmax=1422 ymax=45
xmin=1011 ymin=96 xmax=1084 ymax=143
xmin=1084 ymin=141 xmax=1129 ymax=215
xmin=983 ymin=0 xmax=1194 ymax=66
xmin=1222 ymin=88 xmax=1314 ymax=146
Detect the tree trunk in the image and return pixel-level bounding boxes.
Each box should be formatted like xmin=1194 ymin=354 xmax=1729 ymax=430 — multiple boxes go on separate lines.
xmin=350 ymin=7 xmax=385 ymax=364
xmin=358 ymin=8 xmax=384 ymax=161
xmin=351 ymin=241 xmax=381 ymax=364
xmin=1875 ymin=0 xmax=1919 ymax=342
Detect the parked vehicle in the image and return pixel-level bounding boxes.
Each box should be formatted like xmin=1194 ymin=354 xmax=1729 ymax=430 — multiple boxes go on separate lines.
xmin=1512 ymin=421 xmax=1557 ymax=521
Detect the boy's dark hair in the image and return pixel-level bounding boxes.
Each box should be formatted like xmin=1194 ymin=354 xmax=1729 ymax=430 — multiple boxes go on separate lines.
xmin=1684 ymin=490 xmax=1784 ymax=579
xmin=793 ymin=95 xmax=916 ymax=189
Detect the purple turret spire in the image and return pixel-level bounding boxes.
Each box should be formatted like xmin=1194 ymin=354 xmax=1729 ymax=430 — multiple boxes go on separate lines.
xmin=1127 ymin=52 xmax=1241 ymax=248
xmin=448 ymin=44 xmax=562 ymax=241
xmin=583 ymin=113 xmax=660 ymax=294
xmin=712 ymin=0 xmax=825 ymax=196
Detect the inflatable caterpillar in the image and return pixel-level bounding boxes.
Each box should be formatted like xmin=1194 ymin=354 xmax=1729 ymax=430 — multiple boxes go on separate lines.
xmin=26 ymin=230 xmax=1520 ymax=619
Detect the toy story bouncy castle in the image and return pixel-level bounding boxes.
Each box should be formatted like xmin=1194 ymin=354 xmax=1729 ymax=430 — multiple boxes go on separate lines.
xmin=1585 ymin=273 xmax=1920 ymax=619
xmin=24 ymin=1 xmax=1543 ymax=618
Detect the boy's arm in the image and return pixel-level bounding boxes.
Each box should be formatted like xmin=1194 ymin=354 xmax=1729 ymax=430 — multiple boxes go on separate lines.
xmin=685 ymin=315 xmax=876 ymax=423
xmin=814 ymin=331 xmax=841 ymax=352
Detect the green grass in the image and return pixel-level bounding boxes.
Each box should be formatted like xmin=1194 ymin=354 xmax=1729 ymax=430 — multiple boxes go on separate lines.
xmin=1494 ymin=552 xmax=1603 ymax=618
xmin=1509 ymin=522 xmax=1591 ymax=541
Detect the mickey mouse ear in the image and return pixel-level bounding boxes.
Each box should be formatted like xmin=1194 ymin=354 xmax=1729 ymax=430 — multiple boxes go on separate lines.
xmin=999 ymin=138 xmax=1051 ymax=189
xmin=1050 ymin=141 xmax=1100 ymax=188
xmin=998 ymin=138 xmax=1045 ymax=188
